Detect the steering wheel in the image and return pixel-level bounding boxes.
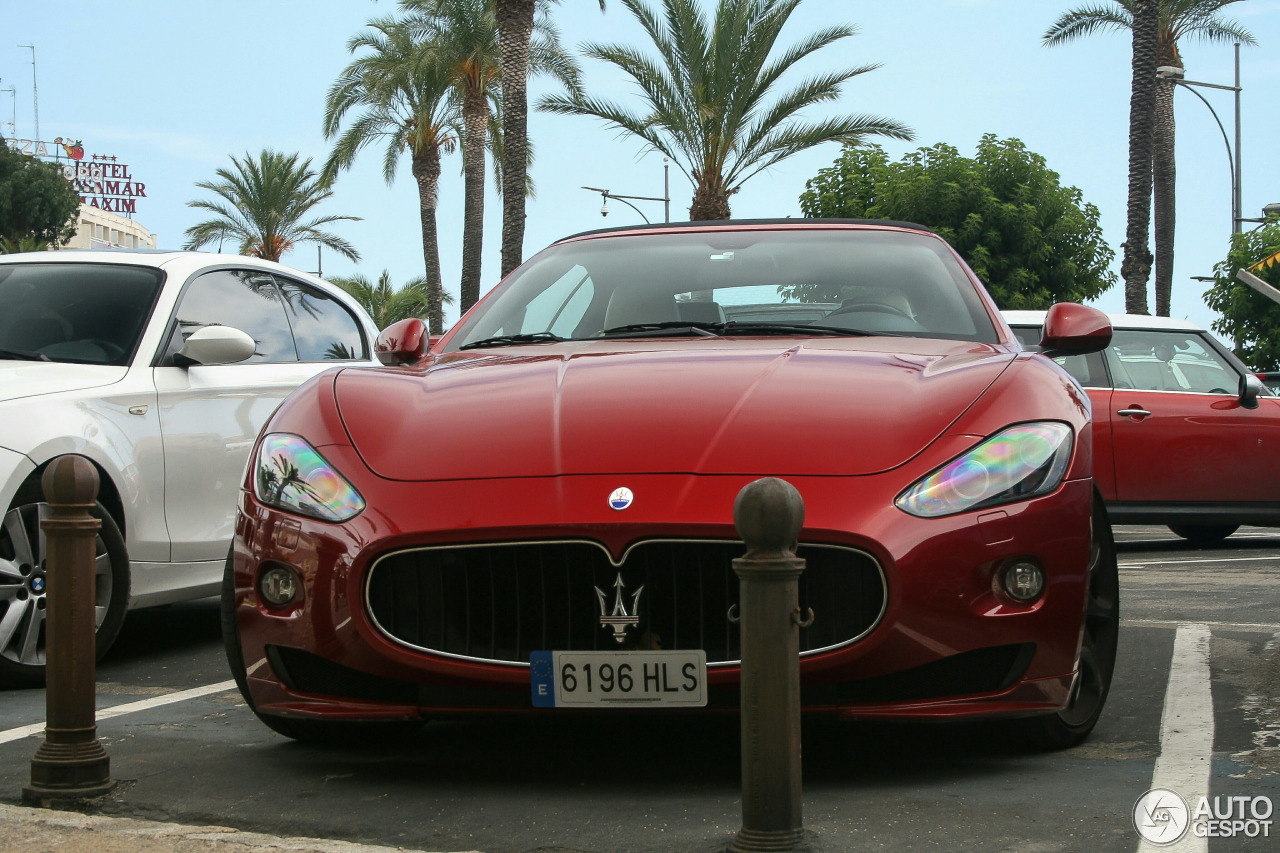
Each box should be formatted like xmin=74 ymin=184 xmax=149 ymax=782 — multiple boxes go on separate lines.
xmin=84 ymin=339 xmax=126 ymax=361
xmin=827 ymin=302 xmax=914 ymax=321
xmin=1208 ymin=387 xmax=1230 ymax=395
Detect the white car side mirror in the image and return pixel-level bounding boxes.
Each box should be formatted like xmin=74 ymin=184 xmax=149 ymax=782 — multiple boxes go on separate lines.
xmin=175 ymin=325 xmax=257 ymax=366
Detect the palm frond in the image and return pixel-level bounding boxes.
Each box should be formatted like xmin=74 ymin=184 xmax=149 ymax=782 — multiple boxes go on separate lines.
xmin=539 ymin=0 xmax=910 ymax=214
xmin=1042 ymin=5 xmax=1132 ymax=46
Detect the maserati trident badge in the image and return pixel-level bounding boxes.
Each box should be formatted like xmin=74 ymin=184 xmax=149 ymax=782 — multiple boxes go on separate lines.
xmin=596 ymin=573 xmax=643 ymax=642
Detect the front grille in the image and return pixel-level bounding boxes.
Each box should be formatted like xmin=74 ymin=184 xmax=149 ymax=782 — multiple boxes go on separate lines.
xmin=365 ymin=540 xmax=885 ymax=665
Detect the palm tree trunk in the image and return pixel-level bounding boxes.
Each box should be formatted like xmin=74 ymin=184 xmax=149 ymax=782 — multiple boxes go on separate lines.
xmin=496 ymin=0 xmax=534 ymax=277
xmin=412 ymin=148 xmax=445 ymax=335
xmin=1122 ymin=0 xmax=1158 ymax=315
xmin=1153 ymin=69 xmax=1177 ymax=317
xmin=689 ymin=170 xmax=732 ymax=221
xmin=460 ymin=88 xmax=489 ymax=313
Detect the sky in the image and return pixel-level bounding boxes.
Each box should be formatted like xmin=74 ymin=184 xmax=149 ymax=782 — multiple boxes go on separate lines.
xmin=2 ymin=0 xmax=1278 ymax=335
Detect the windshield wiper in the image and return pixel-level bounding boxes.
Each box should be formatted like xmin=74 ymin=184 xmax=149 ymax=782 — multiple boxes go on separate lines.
xmin=459 ymin=331 xmax=568 ymax=350
xmin=598 ymin=321 xmax=719 ymax=339
xmin=711 ymin=321 xmax=898 ymax=337
xmin=0 ymin=347 xmax=50 ymax=361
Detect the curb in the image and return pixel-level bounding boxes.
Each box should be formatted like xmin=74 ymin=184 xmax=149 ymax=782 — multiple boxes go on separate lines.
xmin=0 ymin=803 xmax=480 ymax=853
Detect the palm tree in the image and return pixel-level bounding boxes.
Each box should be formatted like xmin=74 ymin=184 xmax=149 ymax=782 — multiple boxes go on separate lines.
xmin=328 ymin=269 xmax=453 ymax=330
xmin=494 ymin=0 xmax=605 ymax=278
xmin=323 ymin=17 xmax=461 ymax=334
xmin=1044 ymin=0 xmax=1254 ymax=316
xmin=403 ymin=0 xmax=580 ymax=312
xmin=183 ymin=150 xmax=360 ymax=263
xmin=538 ymin=0 xmax=912 ymax=221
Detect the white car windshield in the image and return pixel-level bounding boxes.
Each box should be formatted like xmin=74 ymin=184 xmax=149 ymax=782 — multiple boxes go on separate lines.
xmin=448 ymin=228 xmax=999 ymax=350
xmin=0 ymin=262 xmax=163 ymax=365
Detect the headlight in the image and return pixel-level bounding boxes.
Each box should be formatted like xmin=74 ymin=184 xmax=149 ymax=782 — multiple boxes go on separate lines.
xmin=895 ymin=422 xmax=1073 ymax=518
xmin=253 ymin=433 xmax=365 ymax=522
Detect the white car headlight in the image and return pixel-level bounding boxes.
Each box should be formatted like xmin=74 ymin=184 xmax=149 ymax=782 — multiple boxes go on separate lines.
xmin=253 ymin=434 xmax=365 ymax=522
xmin=895 ymin=422 xmax=1073 ymax=518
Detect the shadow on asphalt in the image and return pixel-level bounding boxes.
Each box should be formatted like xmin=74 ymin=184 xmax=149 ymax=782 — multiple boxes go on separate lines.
xmin=106 ymin=599 xmax=222 ymax=663
xmin=239 ymin=714 xmax=1044 ymax=795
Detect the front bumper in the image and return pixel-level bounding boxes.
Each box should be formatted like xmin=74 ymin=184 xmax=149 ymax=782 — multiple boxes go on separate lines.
xmin=230 ymin=447 xmax=1093 ymax=723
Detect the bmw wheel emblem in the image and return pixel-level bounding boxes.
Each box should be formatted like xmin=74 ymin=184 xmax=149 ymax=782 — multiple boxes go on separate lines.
xmin=609 ymin=487 xmax=634 ymax=511
xmin=31 ymin=577 xmax=45 ymax=594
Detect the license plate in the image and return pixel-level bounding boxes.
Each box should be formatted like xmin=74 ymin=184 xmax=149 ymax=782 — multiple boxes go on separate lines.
xmin=530 ymin=650 xmax=707 ymax=708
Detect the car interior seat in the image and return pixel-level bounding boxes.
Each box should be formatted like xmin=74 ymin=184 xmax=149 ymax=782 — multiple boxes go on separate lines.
xmin=602 ymin=286 xmax=679 ymax=329
xmin=677 ymin=301 xmax=726 ymax=324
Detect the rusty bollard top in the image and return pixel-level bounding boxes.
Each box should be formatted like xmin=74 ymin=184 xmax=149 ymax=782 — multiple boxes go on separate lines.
xmin=42 ymin=455 xmax=100 ymax=508
xmin=733 ymin=477 xmax=804 ymax=561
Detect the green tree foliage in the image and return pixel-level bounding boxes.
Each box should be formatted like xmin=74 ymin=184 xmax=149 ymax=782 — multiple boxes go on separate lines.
xmin=539 ymin=0 xmax=911 ymax=220
xmin=0 ymin=143 xmax=80 ymax=248
xmin=799 ymin=136 xmax=1116 ymax=309
xmin=323 ymin=16 xmax=459 ymax=334
xmin=328 ymin=268 xmax=453 ymax=330
xmin=1202 ymin=218 xmax=1280 ymax=370
xmin=183 ymin=150 xmax=360 ymax=263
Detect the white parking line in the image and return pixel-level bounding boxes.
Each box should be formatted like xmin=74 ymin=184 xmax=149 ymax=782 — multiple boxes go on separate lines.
xmin=1137 ymin=623 xmax=1213 ymax=853
xmin=0 ymin=679 xmax=236 ymax=745
xmin=1127 ymin=619 xmax=1280 ymax=632
xmin=1120 ymin=554 xmax=1280 ymax=569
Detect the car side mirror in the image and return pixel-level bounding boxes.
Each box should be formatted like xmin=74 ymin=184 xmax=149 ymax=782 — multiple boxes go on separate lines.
xmin=1039 ymin=303 xmax=1112 ymax=357
xmin=1240 ymin=373 xmax=1264 ymax=410
xmin=376 ymin=318 xmax=429 ymax=366
xmin=175 ymin=325 xmax=257 ymax=367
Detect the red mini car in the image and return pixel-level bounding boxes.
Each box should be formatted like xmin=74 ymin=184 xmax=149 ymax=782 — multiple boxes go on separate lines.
xmin=224 ymin=220 xmax=1117 ymax=748
xmin=1006 ymin=311 xmax=1279 ymax=545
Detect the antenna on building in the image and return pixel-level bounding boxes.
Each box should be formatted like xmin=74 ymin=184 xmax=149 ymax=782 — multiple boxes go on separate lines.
xmin=18 ymin=45 xmax=37 ymax=140
xmin=0 ymin=78 xmax=15 ymax=137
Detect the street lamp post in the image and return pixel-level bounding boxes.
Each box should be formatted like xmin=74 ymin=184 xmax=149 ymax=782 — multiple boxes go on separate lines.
xmin=582 ymin=159 xmax=671 ymax=224
xmin=18 ymin=44 xmax=38 ymax=142
xmin=1156 ymin=43 xmax=1245 ymax=234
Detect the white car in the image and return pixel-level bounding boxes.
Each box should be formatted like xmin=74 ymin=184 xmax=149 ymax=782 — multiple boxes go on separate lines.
xmin=0 ymin=250 xmax=380 ymax=681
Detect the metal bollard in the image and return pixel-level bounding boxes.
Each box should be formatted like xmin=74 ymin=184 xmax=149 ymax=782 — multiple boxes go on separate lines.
xmin=23 ymin=455 xmax=115 ymax=803
xmin=730 ymin=477 xmax=807 ymax=852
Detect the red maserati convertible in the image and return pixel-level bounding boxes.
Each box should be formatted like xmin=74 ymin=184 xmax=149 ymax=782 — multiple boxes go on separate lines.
xmin=223 ymin=220 xmax=1117 ymax=748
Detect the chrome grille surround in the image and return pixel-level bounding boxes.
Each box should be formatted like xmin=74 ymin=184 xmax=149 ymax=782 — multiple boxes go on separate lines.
xmin=363 ymin=539 xmax=887 ymax=667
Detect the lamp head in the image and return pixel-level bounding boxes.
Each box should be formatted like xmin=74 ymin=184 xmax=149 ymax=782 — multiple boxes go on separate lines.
xmin=1156 ymin=65 xmax=1185 ymax=80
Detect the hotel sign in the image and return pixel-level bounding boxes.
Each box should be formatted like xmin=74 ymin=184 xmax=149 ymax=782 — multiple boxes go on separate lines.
xmin=4 ymin=136 xmax=147 ymax=215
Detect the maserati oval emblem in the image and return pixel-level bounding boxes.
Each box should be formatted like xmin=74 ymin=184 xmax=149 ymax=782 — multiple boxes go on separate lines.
xmin=609 ymin=487 xmax=634 ymax=511
xmin=596 ymin=573 xmax=644 ymax=642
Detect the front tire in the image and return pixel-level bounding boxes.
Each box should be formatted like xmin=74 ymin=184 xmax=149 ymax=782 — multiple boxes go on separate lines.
xmin=1168 ymin=523 xmax=1238 ymax=546
xmin=0 ymin=500 xmax=129 ymax=685
xmin=1021 ymin=498 xmax=1119 ymax=749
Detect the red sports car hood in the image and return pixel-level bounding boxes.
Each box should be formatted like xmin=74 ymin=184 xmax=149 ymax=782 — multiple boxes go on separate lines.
xmin=333 ymin=338 xmax=1014 ymax=480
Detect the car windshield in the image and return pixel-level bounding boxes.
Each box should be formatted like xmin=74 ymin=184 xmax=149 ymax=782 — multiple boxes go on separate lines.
xmin=447 ymin=228 xmax=999 ymax=351
xmin=0 ymin=262 xmax=164 ymax=365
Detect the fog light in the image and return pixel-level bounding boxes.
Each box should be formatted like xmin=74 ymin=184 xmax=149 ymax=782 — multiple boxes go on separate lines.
xmin=259 ymin=565 xmax=299 ymax=606
xmin=1002 ymin=560 xmax=1045 ymax=602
